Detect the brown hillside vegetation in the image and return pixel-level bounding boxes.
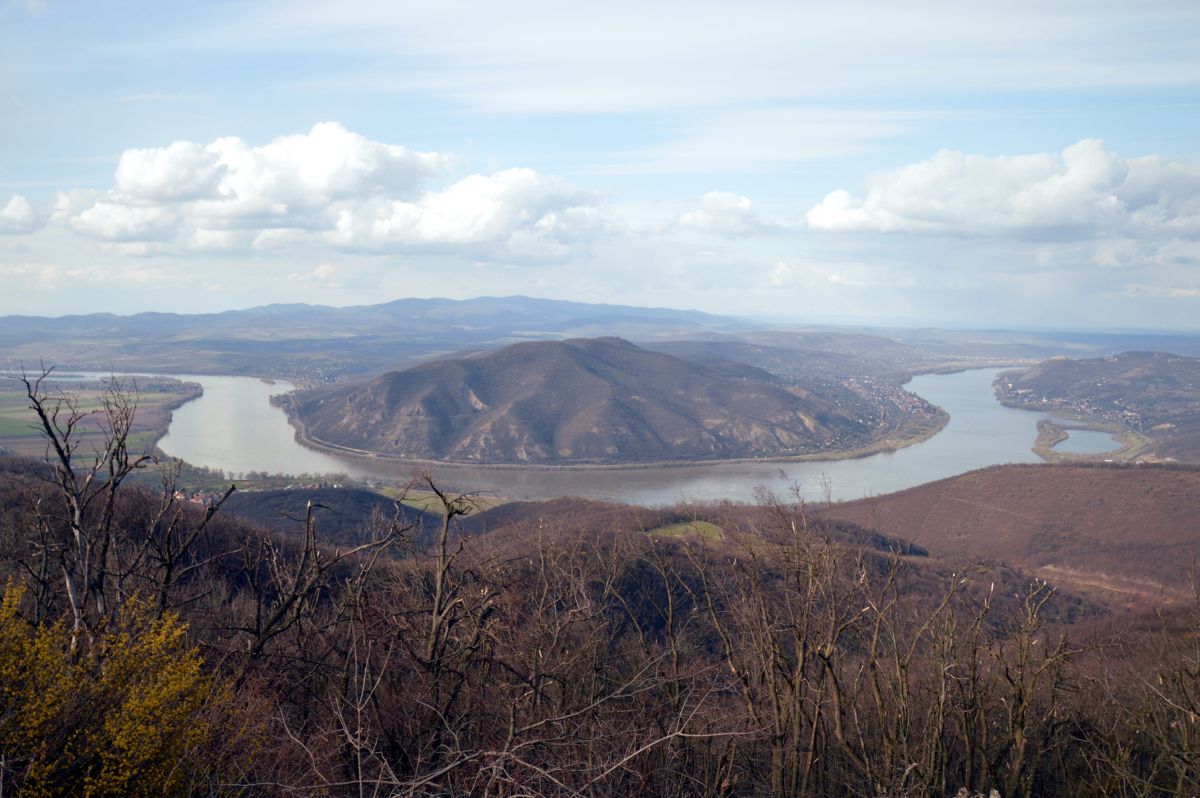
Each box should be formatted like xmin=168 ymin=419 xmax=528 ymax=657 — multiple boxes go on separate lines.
xmin=826 ymin=463 xmax=1200 ymax=606
xmin=4 ymin=440 xmax=1200 ymax=795
xmin=9 ymin=374 xmax=1200 ymax=795
xmin=292 ymin=337 xmax=874 ymax=464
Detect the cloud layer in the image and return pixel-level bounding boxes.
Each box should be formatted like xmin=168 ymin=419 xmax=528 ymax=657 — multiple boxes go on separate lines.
xmin=56 ymin=123 xmax=600 ymax=261
xmin=4 ymin=120 xmax=1199 ymax=328
xmin=239 ymin=2 xmax=1200 ymax=115
xmin=806 ymin=139 xmax=1200 ymax=241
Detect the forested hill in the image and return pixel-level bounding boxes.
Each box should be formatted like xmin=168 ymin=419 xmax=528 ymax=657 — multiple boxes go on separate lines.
xmin=827 ymin=462 xmax=1200 ymax=606
xmin=291 ymin=336 xmax=874 ymax=464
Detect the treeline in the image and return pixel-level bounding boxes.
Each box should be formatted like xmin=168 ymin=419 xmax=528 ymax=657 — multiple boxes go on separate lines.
xmin=1 ymin=378 xmax=1200 ymax=796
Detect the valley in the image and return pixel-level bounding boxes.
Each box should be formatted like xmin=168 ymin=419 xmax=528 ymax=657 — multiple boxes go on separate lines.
xmin=5 ymin=299 xmax=1200 ymax=798
xmin=147 ymin=368 xmax=1048 ymax=504
xmin=8 ymin=5 xmax=1200 ymax=792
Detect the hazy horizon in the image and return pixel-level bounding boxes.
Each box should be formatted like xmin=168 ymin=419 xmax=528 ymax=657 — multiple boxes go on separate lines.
xmin=5 ymin=292 xmax=1200 ymax=337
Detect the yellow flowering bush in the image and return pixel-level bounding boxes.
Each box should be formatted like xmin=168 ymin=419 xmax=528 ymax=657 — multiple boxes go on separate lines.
xmin=0 ymin=580 xmax=238 ymax=797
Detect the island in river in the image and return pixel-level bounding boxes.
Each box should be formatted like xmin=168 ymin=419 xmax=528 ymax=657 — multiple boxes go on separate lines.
xmin=153 ymin=368 xmax=1066 ymax=505
xmin=283 ymin=337 xmax=948 ymax=467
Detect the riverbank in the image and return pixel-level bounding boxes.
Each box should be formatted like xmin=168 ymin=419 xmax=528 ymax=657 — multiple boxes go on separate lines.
xmin=991 ymin=369 xmax=1153 ymax=463
xmin=0 ymin=372 xmax=202 ymax=459
xmin=1032 ymin=417 xmax=1152 ymax=463
xmin=140 ymin=368 xmax=1049 ymax=505
xmin=148 ymin=380 xmax=206 ymax=450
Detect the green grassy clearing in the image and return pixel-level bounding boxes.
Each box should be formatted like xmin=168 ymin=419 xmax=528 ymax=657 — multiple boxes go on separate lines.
xmin=373 ymin=486 xmax=508 ymax=516
xmin=0 ymin=416 xmax=38 ymax=437
xmin=647 ymin=521 xmax=723 ymax=540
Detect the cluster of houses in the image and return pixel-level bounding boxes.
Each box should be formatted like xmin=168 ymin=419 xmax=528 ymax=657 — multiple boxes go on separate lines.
xmin=172 ymin=480 xmax=348 ymax=506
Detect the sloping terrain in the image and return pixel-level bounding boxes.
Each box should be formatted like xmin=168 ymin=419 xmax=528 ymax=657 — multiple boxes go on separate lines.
xmin=826 ymin=463 xmax=1200 ymax=606
xmin=292 ymin=337 xmax=873 ymax=464
xmin=459 ymin=496 xmax=930 ymax=557
xmin=222 ymin=486 xmax=438 ymax=546
xmin=997 ymin=351 xmax=1200 ymax=461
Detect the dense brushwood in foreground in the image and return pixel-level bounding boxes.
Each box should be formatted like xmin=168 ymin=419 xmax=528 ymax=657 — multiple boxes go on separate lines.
xmin=2 ymin=456 xmax=1200 ymax=797
xmin=3 ymin=381 xmax=1200 ymax=795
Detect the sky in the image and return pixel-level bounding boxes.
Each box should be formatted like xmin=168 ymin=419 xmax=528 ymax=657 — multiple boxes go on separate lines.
xmin=1 ymin=1 xmax=1200 ymax=329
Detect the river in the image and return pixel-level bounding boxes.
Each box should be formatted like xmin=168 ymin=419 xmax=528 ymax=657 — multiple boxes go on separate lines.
xmin=148 ymin=368 xmax=1074 ymax=505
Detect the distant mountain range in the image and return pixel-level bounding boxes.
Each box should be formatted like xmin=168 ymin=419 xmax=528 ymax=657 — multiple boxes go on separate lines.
xmin=6 ymin=294 xmax=1200 ymax=386
xmin=0 ymin=295 xmax=747 ymax=380
xmin=0 ymin=295 xmax=737 ymax=339
xmin=291 ymin=337 xmax=873 ymax=464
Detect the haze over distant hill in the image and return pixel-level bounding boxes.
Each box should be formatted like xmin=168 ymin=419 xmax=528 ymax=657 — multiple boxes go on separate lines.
xmin=646 ymin=336 xmax=924 ymax=383
xmin=290 ymin=337 xmax=876 ymax=464
xmin=0 ymin=295 xmax=747 ymax=381
xmin=6 ymin=295 xmax=1200 ymax=388
xmin=996 ymin=351 xmax=1200 ymax=461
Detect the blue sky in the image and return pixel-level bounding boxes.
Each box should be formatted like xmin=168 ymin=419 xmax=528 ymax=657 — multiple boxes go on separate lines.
xmin=2 ymin=0 xmax=1200 ymax=328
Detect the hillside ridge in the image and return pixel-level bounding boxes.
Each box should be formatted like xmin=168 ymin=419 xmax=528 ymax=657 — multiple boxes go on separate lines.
xmin=292 ymin=336 xmax=875 ymax=464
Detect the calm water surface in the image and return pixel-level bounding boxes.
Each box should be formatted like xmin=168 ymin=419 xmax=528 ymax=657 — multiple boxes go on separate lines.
xmin=156 ymin=376 xmax=352 ymax=477
xmin=148 ymin=368 xmax=1059 ymax=505
xmin=1052 ymin=428 xmax=1122 ymax=455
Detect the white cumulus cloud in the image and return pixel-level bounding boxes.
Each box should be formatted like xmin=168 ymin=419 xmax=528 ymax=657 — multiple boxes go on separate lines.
xmin=51 ymin=188 xmax=99 ymax=223
xmin=806 ymin=139 xmax=1200 ymax=241
xmin=326 ymin=167 xmax=601 ymax=258
xmin=83 ymin=121 xmax=448 ymax=234
xmin=0 ymin=195 xmax=41 ymax=234
xmin=115 ymin=140 xmax=226 ymax=201
xmin=71 ymin=202 xmax=178 ymax=241
xmin=59 ymin=123 xmax=600 ymax=262
xmin=188 ymin=122 xmax=448 ymax=228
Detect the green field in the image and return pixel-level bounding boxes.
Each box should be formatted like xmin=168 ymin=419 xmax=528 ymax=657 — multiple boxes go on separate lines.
xmin=373 ymin=486 xmax=508 ymax=516
xmin=646 ymin=520 xmax=723 ymax=540
xmin=0 ymin=415 xmax=37 ymax=437
xmin=0 ymin=388 xmax=41 ymax=440
xmin=0 ymin=381 xmax=197 ymax=459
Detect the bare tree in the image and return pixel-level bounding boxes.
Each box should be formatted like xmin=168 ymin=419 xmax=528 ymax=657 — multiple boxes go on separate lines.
xmin=20 ymin=366 xmax=156 ymax=647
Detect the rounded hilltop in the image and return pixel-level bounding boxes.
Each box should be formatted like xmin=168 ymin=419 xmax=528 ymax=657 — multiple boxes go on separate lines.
xmin=291 ymin=336 xmax=874 ymax=465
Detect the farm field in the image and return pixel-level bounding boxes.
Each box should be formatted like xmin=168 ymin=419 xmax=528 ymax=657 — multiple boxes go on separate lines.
xmin=0 ymin=377 xmax=201 ymax=458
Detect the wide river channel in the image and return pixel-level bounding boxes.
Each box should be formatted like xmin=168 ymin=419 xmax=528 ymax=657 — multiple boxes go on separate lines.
xmin=148 ymin=368 xmax=1120 ymax=505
